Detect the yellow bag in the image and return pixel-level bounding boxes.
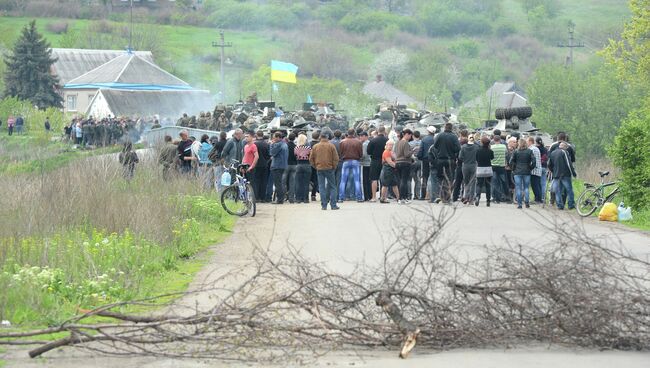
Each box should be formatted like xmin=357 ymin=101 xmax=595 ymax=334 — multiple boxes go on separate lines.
xmin=598 ymin=202 xmax=618 ymax=222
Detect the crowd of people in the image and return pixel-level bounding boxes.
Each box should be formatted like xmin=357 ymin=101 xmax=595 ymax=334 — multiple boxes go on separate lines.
xmin=64 ymin=116 xmax=153 ymax=147
xmin=159 ymin=124 xmax=577 ymax=211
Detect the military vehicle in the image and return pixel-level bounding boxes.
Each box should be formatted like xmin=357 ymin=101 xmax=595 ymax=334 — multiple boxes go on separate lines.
xmin=481 ymin=106 xmax=552 ymax=146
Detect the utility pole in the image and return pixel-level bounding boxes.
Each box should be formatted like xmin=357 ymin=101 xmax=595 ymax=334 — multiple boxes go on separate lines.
xmin=212 ymin=30 xmax=232 ymax=103
xmin=557 ymin=21 xmax=584 ymax=66
xmin=128 ymin=0 xmax=133 ymax=52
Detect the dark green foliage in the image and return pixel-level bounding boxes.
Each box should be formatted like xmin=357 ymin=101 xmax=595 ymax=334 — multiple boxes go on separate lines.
xmin=609 ymin=102 xmax=650 ymax=210
xmin=3 ymin=20 xmax=62 ymax=108
xmin=527 ymin=63 xmax=638 ymax=157
xmin=417 ymin=6 xmax=492 ymax=37
xmin=339 ymin=11 xmax=421 ymax=34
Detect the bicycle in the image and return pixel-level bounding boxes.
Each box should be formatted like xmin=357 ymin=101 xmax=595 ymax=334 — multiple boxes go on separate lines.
xmin=575 ymin=170 xmax=620 ymax=217
xmin=220 ymin=161 xmax=256 ymax=217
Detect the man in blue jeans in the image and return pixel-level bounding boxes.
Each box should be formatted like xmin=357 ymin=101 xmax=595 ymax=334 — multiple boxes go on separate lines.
xmin=548 ymin=142 xmax=576 ymax=210
xmin=309 ymin=132 xmax=340 ymax=210
xmin=269 ymin=132 xmax=288 ymax=204
xmin=338 ymin=129 xmax=363 ymax=202
xmin=490 ymin=131 xmax=509 ymax=203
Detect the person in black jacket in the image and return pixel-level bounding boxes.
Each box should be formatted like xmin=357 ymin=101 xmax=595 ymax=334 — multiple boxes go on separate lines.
xmin=475 ymin=136 xmax=494 ymax=206
xmin=548 ymin=142 xmax=576 ymax=210
xmin=366 ymin=125 xmax=389 ymax=201
xmin=432 ymin=123 xmax=461 ymax=203
xmin=418 ymin=126 xmax=436 ymax=199
xmin=509 ymin=139 xmax=536 ymax=209
xmin=253 ymin=130 xmax=271 ymax=202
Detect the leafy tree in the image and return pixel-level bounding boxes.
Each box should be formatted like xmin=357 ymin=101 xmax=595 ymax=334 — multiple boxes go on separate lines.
xmin=609 ymin=101 xmax=650 ymax=210
xmin=603 ymin=0 xmax=649 ymax=93
xmin=518 ymin=0 xmax=562 ymax=18
xmin=603 ymin=0 xmax=650 ymax=210
xmin=368 ymin=48 xmax=409 ymax=84
xmin=527 ymin=62 xmax=637 ymax=157
xmin=3 ymin=20 xmax=62 ymax=108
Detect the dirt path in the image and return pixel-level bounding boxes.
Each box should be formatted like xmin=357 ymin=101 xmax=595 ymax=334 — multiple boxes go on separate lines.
xmin=5 ymin=201 xmax=650 ymax=367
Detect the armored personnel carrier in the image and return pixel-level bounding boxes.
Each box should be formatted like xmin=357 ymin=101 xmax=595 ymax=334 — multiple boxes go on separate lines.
xmin=481 ymin=107 xmax=552 ymax=146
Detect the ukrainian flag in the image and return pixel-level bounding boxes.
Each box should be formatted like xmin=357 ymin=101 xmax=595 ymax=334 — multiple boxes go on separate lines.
xmin=271 ymin=60 xmax=298 ymax=84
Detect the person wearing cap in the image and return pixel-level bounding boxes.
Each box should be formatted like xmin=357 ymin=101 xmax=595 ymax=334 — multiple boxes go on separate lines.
xmin=394 ymin=129 xmax=414 ymax=203
xmin=418 ymin=126 xmax=436 ymax=200
xmin=310 ymin=132 xmax=340 ymax=210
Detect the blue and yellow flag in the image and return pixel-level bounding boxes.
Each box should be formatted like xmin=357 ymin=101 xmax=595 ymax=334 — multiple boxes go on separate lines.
xmin=271 ymin=60 xmax=298 ymax=84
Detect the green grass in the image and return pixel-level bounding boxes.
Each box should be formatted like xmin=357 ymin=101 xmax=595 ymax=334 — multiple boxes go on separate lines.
xmin=0 ymin=135 xmax=130 ymax=175
xmin=0 ymin=195 xmax=234 ymax=328
xmin=0 ymin=16 xmax=287 ymax=93
xmin=572 ymin=178 xmax=650 ymax=230
xmin=625 ymin=208 xmax=650 ymax=231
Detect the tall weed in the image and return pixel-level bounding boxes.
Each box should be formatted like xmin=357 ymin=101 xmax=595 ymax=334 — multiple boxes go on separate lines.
xmin=0 ymin=150 xmax=229 ymax=325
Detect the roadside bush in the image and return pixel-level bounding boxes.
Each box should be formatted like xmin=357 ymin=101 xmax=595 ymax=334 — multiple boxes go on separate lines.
xmin=339 ymin=11 xmax=417 ymax=35
xmin=45 ymin=21 xmax=68 ymax=34
xmin=449 ymin=39 xmax=480 ymax=58
xmin=609 ymin=102 xmax=650 ymax=211
xmin=496 ymin=23 xmax=517 ymax=38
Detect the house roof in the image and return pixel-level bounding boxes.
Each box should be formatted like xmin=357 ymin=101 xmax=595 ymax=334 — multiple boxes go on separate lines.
xmin=65 ymin=53 xmax=191 ymax=90
xmin=362 ymin=80 xmax=420 ymax=106
xmin=51 ymin=48 xmax=154 ymax=85
xmin=464 ymin=82 xmax=527 ymax=109
xmin=90 ymin=89 xmax=214 ymax=118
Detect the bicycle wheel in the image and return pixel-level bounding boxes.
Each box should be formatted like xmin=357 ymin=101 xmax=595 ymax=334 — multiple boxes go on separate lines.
xmin=221 ymin=185 xmax=249 ymax=216
xmin=576 ymin=188 xmax=601 ymax=217
xmin=245 ymin=182 xmax=256 ymax=217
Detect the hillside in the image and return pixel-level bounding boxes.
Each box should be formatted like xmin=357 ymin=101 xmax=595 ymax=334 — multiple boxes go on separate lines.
xmin=0 ymin=0 xmax=631 ymax=118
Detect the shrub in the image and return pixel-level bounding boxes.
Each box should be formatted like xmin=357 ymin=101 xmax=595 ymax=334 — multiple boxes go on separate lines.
xmin=496 ymin=23 xmax=517 ymax=38
xmin=0 ymin=97 xmax=66 ymax=135
xmin=449 ymin=39 xmax=480 ymax=58
xmin=418 ymin=7 xmax=492 ymax=37
xmin=46 ymin=21 xmax=68 ymax=35
xmin=339 ymin=11 xmax=412 ymax=34
xmin=609 ymin=102 xmax=650 ymax=210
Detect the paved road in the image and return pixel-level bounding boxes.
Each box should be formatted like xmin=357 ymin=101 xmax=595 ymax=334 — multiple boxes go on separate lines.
xmin=5 ymin=201 xmax=650 ymax=367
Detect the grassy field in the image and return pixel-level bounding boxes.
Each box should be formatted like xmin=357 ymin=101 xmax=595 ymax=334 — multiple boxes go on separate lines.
xmin=0 ymin=135 xmax=128 ymax=175
xmin=0 ymin=135 xmax=236 ymax=328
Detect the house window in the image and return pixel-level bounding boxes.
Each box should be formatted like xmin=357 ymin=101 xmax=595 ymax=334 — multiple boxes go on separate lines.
xmin=67 ymin=95 xmax=77 ymax=111
xmin=88 ymin=94 xmax=95 ymax=103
